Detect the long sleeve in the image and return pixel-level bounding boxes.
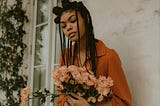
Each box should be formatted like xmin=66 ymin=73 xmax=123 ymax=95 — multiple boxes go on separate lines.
xmin=107 ymin=50 xmax=132 ymax=106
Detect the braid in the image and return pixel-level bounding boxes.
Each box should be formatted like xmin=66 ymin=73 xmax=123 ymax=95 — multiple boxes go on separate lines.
xmin=59 ymin=24 xmax=65 ymax=64
xmin=53 ymin=0 xmax=97 ymax=75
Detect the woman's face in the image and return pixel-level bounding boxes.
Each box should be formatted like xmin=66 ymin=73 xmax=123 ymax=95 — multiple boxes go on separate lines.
xmin=60 ymin=9 xmax=86 ymax=41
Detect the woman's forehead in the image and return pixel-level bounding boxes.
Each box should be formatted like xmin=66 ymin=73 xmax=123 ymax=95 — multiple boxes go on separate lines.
xmin=60 ymin=9 xmax=80 ymax=21
xmin=61 ymin=10 xmax=75 ymax=17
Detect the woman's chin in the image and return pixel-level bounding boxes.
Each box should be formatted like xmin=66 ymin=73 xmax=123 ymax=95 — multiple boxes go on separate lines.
xmin=69 ymin=37 xmax=78 ymax=42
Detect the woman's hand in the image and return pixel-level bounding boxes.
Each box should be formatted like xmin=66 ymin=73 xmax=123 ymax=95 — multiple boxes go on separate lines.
xmin=64 ymin=94 xmax=90 ymax=106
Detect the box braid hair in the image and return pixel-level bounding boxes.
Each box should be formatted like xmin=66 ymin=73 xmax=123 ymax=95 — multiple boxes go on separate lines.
xmin=53 ymin=0 xmax=97 ymax=75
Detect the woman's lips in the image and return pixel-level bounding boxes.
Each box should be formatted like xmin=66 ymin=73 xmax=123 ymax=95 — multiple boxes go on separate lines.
xmin=69 ymin=32 xmax=76 ymax=38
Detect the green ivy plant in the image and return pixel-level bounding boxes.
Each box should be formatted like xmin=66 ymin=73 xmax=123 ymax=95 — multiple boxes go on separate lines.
xmin=0 ymin=0 xmax=28 ymax=105
xmin=31 ymin=88 xmax=59 ymax=104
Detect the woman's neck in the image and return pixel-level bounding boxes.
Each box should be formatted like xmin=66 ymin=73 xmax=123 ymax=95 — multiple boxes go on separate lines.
xmin=76 ymin=36 xmax=87 ymax=67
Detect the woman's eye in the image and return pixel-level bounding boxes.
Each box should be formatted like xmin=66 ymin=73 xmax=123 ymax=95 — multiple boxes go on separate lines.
xmin=61 ymin=24 xmax=66 ymax=28
xmin=70 ymin=18 xmax=76 ymax=23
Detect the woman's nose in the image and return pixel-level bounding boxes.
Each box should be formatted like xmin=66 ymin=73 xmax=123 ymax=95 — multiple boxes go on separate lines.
xmin=66 ymin=24 xmax=72 ymax=31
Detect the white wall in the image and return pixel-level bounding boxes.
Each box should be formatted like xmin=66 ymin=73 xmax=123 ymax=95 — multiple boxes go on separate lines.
xmin=85 ymin=0 xmax=160 ymax=106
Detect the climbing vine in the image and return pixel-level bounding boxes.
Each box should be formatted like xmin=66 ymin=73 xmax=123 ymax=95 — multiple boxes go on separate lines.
xmin=0 ymin=0 xmax=28 ymax=105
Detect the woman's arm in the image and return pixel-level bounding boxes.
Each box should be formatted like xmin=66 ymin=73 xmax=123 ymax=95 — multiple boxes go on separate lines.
xmin=108 ymin=50 xmax=132 ymax=106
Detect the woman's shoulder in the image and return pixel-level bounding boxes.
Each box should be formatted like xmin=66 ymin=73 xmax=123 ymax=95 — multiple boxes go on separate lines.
xmin=96 ymin=39 xmax=119 ymax=58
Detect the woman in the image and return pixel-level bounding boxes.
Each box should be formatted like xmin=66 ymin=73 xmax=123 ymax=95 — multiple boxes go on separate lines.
xmin=53 ymin=0 xmax=132 ymax=106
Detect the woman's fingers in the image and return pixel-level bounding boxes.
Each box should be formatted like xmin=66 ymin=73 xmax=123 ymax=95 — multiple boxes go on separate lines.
xmin=63 ymin=101 xmax=69 ymax=106
xmin=64 ymin=94 xmax=90 ymax=106
xmin=69 ymin=93 xmax=85 ymax=101
xmin=67 ymin=96 xmax=77 ymax=106
xmin=68 ymin=94 xmax=90 ymax=106
xmin=64 ymin=100 xmax=73 ymax=106
xmin=70 ymin=93 xmax=86 ymax=102
xmin=68 ymin=93 xmax=79 ymax=100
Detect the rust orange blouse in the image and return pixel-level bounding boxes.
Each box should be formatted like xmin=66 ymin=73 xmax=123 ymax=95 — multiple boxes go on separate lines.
xmin=58 ymin=40 xmax=132 ymax=106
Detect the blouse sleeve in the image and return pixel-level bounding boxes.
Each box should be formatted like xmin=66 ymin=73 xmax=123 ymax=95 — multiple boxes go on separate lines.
xmin=108 ymin=50 xmax=132 ymax=106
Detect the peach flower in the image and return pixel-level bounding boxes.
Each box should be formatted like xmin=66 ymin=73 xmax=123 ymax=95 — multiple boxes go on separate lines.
xmin=80 ymin=70 xmax=97 ymax=86
xmin=97 ymin=94 xmax=104 ymax=102
xmin=68 ymin=65 xmax=82 ymax=83
xmin=21 ymin=87 xmax=30 ymax=106
xmin=87 ymin=96 xmax=96 ymax=103
xmin=96 ymin=76 xmax=113 ymax=96
xmin=53 ymin=66 xmax=70 ymax=88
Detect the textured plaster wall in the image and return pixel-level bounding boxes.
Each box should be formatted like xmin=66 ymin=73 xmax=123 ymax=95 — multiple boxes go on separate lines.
xmin=85 ymin=0 xmax=160 ymax=106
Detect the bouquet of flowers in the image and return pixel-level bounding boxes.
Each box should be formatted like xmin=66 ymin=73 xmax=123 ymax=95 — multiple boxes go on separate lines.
xmin=53 ymin=65 xmax=113 ymax=105
xmin=21 ymin=65 xmax=113 ymax=106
